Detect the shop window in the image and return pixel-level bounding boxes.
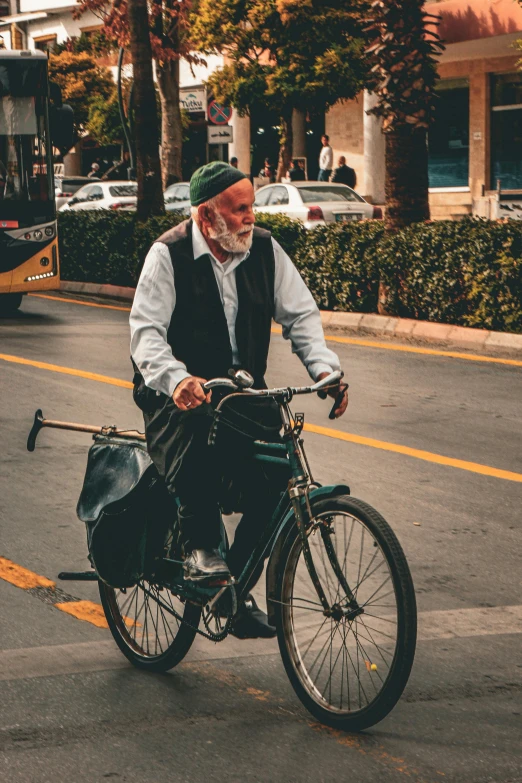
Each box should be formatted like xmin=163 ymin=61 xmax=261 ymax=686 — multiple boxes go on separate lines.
xmin=428 ymin=78 xmax=469 ymax=189
xmin=491 ymin=73 xmax=522 ymax=190
xmin=0 ymin=1 xmax=10 ymax=16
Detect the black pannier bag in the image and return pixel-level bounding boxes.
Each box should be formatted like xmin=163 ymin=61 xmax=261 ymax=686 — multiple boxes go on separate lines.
xmin=77 ymin=435 xmax=173 ymax=588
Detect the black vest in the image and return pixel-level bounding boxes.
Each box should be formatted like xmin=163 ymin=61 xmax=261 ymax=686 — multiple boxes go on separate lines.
xmin=153 ymin=219 xmax=275 ymax=388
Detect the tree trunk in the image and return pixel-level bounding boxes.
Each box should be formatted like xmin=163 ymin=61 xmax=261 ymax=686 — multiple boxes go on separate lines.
xmin=156 ymin=57 xmax=183 ymax=188
xmin=127 ymin=0 xmax=164 ymax=219
xmin=276 ymin=108 xmax=293 ymax=183
xmin=385 ymin=126 xmax=430 ymax=233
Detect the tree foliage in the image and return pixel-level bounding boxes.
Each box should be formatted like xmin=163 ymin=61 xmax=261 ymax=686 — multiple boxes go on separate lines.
xmin=48 ymin=51 xmax=115 ymax=135
xmin=364 ymin=0 xmax=444 ymax=133
xmin=76 ymin=0 xmax=201 ymax=184
xmin=191 ymin=0 xmax=367 ymax=179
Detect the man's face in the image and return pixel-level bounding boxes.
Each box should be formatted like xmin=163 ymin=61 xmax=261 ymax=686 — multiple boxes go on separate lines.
xmin=322 ymin=136 xmax=328 ymax=146
xmin=203 ymin=179 xmax=256 ymax=254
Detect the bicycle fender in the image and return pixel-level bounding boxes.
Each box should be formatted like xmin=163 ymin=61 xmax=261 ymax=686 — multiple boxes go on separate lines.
xmin=265 ymin=483 xmax=350 ymax=625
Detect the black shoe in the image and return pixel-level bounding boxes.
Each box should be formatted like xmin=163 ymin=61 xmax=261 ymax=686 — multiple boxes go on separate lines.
xmin=183 ymin=549 xmax=230 ymax=582
xmin=230 ymin=594 xmax=277 ymax=640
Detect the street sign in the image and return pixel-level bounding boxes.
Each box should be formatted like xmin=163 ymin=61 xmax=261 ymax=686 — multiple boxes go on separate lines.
xmin=207 ymin=100 xmax=233 ymax=125
xmin=180 ymin=86 xmax=206 ymax=113
xmin=208 ymin=125 xmax=233 ymax=144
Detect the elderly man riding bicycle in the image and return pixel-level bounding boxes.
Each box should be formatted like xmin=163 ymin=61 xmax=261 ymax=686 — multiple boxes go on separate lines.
xmin=130 ymin=162 xmax=348 ymax=639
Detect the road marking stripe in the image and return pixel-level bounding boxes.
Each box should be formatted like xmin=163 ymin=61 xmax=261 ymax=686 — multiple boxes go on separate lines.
xmin=0 ymin=557 xmax=55 ymax=589
xmin=30 ymin=293 xmax=131 ymax=312
xmin=30 ymin=294 xmax=522 ymax=368
xmin=271 ymin=325 xmax=522 ymax=367
xmin=304 ymin=423 xmax=522 ymax=483
xmin=1 ymin=604 xmax=521 ymax=682
xmin=55 ymin=600 xmax=109 ymax=628
xmin=320 ymin=333 xmax=522 ymax=368
xmin=0 ymin=352 xmax=133 ymax=389
xmin=1 ymin=352 xmax=521 ymax=482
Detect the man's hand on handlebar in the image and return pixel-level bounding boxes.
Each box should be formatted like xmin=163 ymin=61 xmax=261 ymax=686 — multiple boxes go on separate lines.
xmin=316 ymin=372 xmax=349 ymax=419
xmin=173 ymin=376 xmax=211 ymax=411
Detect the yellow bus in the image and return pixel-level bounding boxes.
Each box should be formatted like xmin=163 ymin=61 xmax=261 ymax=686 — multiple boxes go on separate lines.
xmin=0 ymin=50 xmax=72 ymax=313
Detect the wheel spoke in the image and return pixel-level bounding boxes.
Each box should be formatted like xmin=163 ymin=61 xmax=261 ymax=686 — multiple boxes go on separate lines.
xmin=280 ymin=506 xmax=408 ymax=719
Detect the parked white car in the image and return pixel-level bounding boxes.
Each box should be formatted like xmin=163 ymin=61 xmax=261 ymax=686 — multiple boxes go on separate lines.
xmin=253 ymin=182 xmax=382 ymax=229
xmin=59 ymin=181 xmax=137 ymax=212
xmin=54 ymin=176 xmax=99 ymax=211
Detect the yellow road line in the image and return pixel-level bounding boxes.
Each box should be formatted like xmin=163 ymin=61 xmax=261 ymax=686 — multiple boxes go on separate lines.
xmin=2 ymin=352 xmax=521 ymax=482
xmin=304 ymin=423 xmax=522 ymax=483
xmin=55 ymin=601 xmax=109 ymax=628
xmin=29 ymin=293 xmax=522 ymax=368
xmin=320 ymin=333 xmax=522 ymax=368
xmin=0 ymin=552 xmax=139 ymax=630
xmin=29 ymin=293 xmax=131 ymax=312
xmin=0 ymin=352 xmax=133 ymax=389
xmin=0 ymin=557 xmax=55 ymax=589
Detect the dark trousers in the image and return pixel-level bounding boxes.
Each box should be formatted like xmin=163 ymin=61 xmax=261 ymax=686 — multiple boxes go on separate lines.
xmin=144 ymin=395 xmax=289 ymax=584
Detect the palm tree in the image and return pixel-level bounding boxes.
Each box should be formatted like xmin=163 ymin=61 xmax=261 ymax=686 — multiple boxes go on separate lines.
xmin=127 ymin=0 xmax=164 ymax=219
xmin=365 ymin=0 xmax=444 ymax=233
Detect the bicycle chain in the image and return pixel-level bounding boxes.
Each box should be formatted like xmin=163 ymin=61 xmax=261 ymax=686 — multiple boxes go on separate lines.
xmin=158 ymin=583 xmax=238 ymax=643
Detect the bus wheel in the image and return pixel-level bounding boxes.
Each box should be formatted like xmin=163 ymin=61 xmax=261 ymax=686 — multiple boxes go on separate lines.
xmin=0 ymin=293 xmax=23 ymax=314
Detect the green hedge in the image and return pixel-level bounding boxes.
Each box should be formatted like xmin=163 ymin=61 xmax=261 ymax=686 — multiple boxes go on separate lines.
xmin=57 ymin=212 xmax=522 ymax=333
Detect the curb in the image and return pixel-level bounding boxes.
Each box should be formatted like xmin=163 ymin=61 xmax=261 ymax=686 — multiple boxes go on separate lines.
xmin=59 ymin=281 xmax=522 ymax=356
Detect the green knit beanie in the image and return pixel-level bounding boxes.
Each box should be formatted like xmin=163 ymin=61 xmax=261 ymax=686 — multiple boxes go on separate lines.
xmin=190 ymin=161 xmax=247 ymax=206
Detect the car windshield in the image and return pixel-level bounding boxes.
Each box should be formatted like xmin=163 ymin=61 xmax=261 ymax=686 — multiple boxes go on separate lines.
xmin=55 ymin=179 xmax=93 ymax=195
xmin=109 ymin=184 xmax=137 ymax=197
xmin=298 ymin=186 xmax=364 ymax=204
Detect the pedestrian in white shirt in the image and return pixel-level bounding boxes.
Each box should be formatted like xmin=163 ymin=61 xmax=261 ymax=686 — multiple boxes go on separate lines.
xmin=130 ymin=162 xmax=347 ymax=638
xmin=318 ymin=135 xmax=333 ymax=181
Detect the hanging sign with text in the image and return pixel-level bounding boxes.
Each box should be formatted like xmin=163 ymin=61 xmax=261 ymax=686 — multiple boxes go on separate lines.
xmin=179 ymin=87 xmax=206 ymax=114
xmin=207 ymin=100 xmax=233 ymax=125
xmin=208 ymin=125 xmax=234 ymax=144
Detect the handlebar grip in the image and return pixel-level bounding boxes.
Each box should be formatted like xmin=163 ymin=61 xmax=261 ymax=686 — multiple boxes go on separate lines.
xmin=328 ymin=385 xmax=348 ymax=420
xmin=27 ymin=409 xmax=44 ymax=452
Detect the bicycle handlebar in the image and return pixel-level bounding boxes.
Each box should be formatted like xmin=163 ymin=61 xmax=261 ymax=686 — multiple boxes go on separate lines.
xmin=203 ymin=370 xmax=343 ymax=398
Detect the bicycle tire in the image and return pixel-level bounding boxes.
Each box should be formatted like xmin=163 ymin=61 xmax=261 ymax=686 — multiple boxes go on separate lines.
xmin=99 ymin=579 xmax=201 ymax=673
xmin=274 ymin=494 xmax=416 ymax=731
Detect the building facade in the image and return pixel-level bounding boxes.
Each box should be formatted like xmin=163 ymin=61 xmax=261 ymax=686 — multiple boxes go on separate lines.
xmin=3 ymin=0 xmax=522 ymax=209
xmin=327 ymin=0 xmax=522 ymax=218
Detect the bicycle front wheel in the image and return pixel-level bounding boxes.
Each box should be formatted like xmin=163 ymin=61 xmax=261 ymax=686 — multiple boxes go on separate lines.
xmin=274 ymin=495 xmax=416 ymax=731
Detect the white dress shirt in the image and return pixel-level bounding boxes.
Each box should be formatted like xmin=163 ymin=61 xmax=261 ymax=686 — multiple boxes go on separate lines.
xmin=130 ymin=221 xmax=341 ymax=397
xmin=319 ymin=145 xmax=333 ymax=171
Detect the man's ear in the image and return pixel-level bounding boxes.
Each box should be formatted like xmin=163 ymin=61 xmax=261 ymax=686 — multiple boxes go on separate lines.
xmin=198 ymin=203 xmax=212 ymax=230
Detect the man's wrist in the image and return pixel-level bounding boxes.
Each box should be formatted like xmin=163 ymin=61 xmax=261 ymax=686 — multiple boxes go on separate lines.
xmin=309 ymin=363 xmax=337 ymax=382
xmin=169 ymin=370 xmax=192 ymax=397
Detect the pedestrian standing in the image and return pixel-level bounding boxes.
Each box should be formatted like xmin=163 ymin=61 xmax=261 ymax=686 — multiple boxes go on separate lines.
xmin=331 ymin=156 xmax=357 ymax=189
xmin=259 ymin=158 xmax=275 ymax=183
xmin=87 ymin=162 xmax=100 ymax=179
xmin=288 ymin=159 xmax=305 ymax=182
xmin=318 ymin=135 xmax=333 ymax=182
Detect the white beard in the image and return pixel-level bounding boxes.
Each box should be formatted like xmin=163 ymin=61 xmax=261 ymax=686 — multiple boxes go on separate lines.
xmin=208 ymin=212 xmax=253 ymax=253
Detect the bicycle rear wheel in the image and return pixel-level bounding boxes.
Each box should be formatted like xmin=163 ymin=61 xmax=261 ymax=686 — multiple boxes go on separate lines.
xmin=99 ymin=579 xmax=201 ymax=672
xmin=274 ymin=495 xmax=416 ymax=731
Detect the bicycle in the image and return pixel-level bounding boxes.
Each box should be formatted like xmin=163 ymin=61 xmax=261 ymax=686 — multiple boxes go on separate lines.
xmin=27 ymin=370 xmax=417 ymax=731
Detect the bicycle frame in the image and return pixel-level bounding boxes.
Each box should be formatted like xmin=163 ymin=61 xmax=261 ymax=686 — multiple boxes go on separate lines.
xmin=213 ymin=390 xmax=359 ymax=618
xmin=27 ymin=370 xmax=359 ymax=620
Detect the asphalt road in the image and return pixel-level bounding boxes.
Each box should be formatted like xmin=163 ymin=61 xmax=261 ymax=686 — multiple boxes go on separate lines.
xmin=1 ymin=293 xmax=521 ymax=783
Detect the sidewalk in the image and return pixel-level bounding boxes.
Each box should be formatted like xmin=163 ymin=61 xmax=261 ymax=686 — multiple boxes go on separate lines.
xmin=59 ymin=281 xmax=522 ymax=356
